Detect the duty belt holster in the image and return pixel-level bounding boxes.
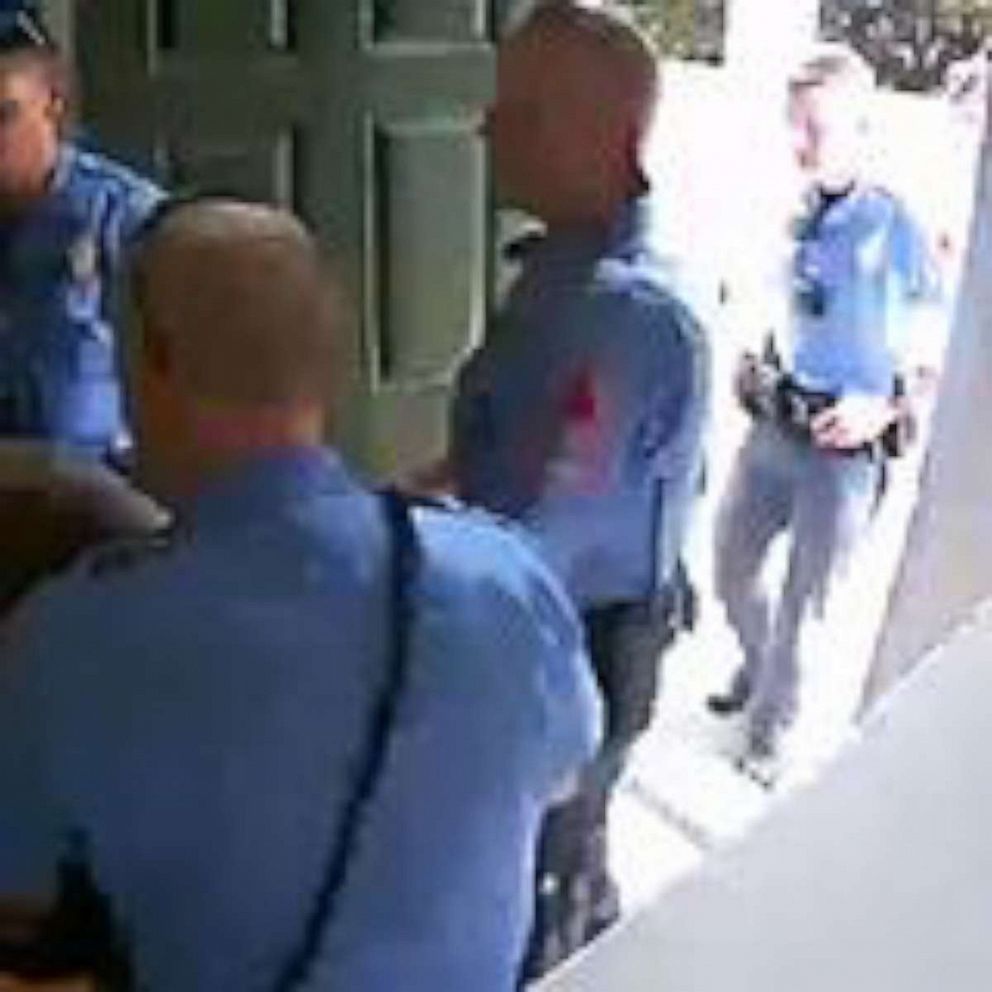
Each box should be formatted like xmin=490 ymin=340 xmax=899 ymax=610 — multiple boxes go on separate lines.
xmin=737 ymin=349 xmax=916 ymax=460
xmin=776 ymin=378 xmax=836 ymax=437
xmin=880 ymin=375 xmax=917 ymax=459
xmin=737 ymin=352 xmax=835 ymax=440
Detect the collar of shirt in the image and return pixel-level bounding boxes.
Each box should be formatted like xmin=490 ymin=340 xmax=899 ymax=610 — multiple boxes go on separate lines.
xmin=504 ymin=195 xmax=654 ymax=270
xmin=181 ymin=445 xmax=355 ymax=534
xmin=797 ymin=182 xmax=872 ymax=239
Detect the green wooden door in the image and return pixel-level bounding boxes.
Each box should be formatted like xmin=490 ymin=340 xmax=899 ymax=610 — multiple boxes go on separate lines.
xmin=73 ymin=0 xmax=501 ymax=478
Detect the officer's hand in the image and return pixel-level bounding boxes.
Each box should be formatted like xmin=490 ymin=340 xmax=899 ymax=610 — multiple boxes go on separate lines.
xmin=812 ymin=395 xmax=894 ymax=450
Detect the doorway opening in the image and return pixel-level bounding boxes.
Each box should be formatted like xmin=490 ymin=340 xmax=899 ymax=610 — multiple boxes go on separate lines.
xmin=599 ymin=0 xmax=987 ymax=921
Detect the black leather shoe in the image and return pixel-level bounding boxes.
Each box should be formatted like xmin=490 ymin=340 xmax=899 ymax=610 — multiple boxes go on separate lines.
xmin=735 ymin=729 xmax=782 ymax=790
xmin=706 ymin=689 xmax=748 ymax=716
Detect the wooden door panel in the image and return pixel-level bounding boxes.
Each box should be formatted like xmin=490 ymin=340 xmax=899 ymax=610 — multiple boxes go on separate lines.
xmin=372 ymin=0 xmax=492 ymax=44
xmin=370 ymin=117 xmax=486 ymax=384
xmin=76 ymin=0 xmax=499 ymax=478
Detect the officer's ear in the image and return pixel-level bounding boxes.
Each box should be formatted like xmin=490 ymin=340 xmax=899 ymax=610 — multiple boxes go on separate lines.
xmin=43 ymin=90 xmax=65 ymax=133
xmin=48 ymin=87 xmax=64 ymax=118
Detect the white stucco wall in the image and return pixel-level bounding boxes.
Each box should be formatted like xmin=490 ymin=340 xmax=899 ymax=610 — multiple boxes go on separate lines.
xmin=543 ymin=596 xmax=992 ymax=992
xmin=870 ymin=117 xmax=992 ymax=693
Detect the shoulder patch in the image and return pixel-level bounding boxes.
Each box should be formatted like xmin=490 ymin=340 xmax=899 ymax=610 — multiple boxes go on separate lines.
xmin=88 ymin=528 xmax=177 ymax=579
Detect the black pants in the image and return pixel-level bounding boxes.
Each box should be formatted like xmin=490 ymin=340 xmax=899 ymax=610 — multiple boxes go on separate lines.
xmin=521 ymin=593 xmax=687 ymax=984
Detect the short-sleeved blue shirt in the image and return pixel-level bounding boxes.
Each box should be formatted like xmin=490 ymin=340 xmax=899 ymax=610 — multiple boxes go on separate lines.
xmin=0 ymin=143 xmax=162 ymax=456
xmin=0 ymin=447 xmax=600 ymax=992
xmin=451 ymin=198 xmax=710 ymax=608
xmin=789 ymin=184 xmax=940 ymax=397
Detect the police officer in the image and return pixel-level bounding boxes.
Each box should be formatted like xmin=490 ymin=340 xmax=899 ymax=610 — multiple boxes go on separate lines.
xmin=0 ymin=199 xmax=600 ymax=992
xmin=0 ymin=1 xmax=162 ymax=464
xmin=437 ymin=3 xmax=709 ymax=976
xmin=708 ymin=45 xmax=941 ymax=782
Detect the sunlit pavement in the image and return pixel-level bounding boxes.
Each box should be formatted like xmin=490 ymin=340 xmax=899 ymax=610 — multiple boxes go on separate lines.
xmin=606 ymin=62 xmax=979 ymax=921
xmin=608 ymin=357 xmax=939 ymax=920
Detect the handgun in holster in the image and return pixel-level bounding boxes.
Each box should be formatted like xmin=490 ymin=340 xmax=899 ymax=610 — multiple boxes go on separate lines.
xmin=736 ymin=335 xmax=917 ymax=458
xmin=736 ymin=334 xmax=834 ymax=437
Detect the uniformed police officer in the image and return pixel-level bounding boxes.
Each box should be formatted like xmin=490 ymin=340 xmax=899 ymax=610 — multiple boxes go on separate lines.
xmin=432 ymin=3 xmax=709 ymax=976
xmin=708 ymin=45 xmax=941 ymax=782
xmin=0 ymin=1 xmax=162 ymax=464
xmin=0 ymin=199 xmax=600 ymax=992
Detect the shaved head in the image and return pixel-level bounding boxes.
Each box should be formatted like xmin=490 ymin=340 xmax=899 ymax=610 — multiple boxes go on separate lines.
xmin=132 ymin=200 xmax=339 ymax=407
xmin=128 ymin=200 xmax=344 ymax=500
xmin=516 ymin=2 xmax=659 ymax=132
xmin=486 ymin=1 xmax=660 ymax=222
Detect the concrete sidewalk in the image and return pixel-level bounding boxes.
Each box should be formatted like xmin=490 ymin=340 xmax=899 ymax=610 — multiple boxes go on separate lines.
xmin=608 ymin=354 xmax=945 ymax=921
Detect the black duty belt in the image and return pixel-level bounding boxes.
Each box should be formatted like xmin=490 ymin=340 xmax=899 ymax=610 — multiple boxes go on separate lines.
xmin=738 ymin=360 xmax=835 ymax=439
xmin=739 ymin=359 xmax=913 ymax=460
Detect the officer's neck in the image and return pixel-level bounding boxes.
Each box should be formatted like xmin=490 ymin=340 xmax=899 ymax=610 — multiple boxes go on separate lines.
xmin=540 ymin=201 xmax=617 ymax=234
xmin=148 ymin=405 xmax=328 ymax=504
xmin=814 ymin=168 xmax=861 ymax=196
xmin=537 ymin=171 xmax=647 ymax=233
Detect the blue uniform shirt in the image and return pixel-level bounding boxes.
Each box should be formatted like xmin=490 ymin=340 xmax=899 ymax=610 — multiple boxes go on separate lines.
xmin=0 ymin=447 xmax=600 ymax=991
xmin=452 ymin=198 xmax=710 ymax=608
xmin=789 ymin=185 xmax=939 ymax=397
xmin=0 ymin=143 xmax=162 ymax=455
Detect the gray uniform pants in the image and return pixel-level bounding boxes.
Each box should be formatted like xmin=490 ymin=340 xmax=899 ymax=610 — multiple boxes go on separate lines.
xmin=715 ymin=421 xmax=882 ymax=740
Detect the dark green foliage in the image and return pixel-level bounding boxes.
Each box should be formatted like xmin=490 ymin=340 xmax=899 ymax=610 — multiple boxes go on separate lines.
xmin=606 ymin=0 xmax=726 ymax=63
xmin=821 ymin=0 xmax=992 ymax=91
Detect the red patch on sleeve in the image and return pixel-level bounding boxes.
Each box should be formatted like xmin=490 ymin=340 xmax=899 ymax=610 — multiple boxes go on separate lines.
xmin=564 ymin=369 xmax=599 ymax=425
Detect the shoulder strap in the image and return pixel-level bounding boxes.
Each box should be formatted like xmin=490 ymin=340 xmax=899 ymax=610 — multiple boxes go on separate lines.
xmin=273 ymin=489 xmax=420 ymax=992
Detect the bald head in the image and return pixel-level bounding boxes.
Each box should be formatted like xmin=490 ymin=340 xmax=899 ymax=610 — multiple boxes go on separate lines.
xmin=486 ymin=1 xmax=659 ymax=221
xmin=517 ymin=2 xmax=659 ymax=130
xmin=128 ymin=200 xmax=345 ymax=500
xmin=132 ymin=200 xmax=339 ymax=408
